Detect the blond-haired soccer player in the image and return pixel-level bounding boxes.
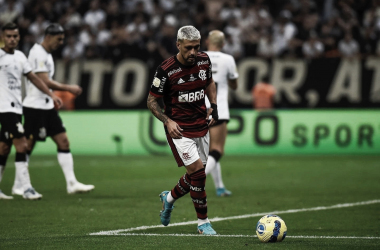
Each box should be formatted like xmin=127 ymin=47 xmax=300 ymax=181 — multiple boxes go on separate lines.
xmin=205 ymin=30 xmax=238 ymax=197
xmin=147 ymin=25 xmax=218 ymax=235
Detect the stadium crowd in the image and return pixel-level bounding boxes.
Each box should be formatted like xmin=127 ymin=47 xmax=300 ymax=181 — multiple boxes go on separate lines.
xmin=1 ymin=0 xmax=380 ymax=63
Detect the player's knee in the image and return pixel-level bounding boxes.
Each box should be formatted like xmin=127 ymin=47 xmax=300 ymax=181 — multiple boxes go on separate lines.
xmin=14 ymin=140 xmax=28 ymax=153
xmin=209 ymin=150 xmax=222 ymax=162
xmin=58 ymin=137 xmax=70 ymax=150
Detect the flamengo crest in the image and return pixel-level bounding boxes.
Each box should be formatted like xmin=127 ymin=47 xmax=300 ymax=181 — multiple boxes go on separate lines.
xmin=199 ymin=70 xmax=207 ymax=81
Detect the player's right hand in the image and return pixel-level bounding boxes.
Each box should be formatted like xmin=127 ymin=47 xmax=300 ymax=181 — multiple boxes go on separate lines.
xmin=52 ymin=95 xmax=63 ymax=109
xmin=68 ymin=85 xmax=82 ymax=96
xmin=165 ymin=119 xmax=183 ymax=139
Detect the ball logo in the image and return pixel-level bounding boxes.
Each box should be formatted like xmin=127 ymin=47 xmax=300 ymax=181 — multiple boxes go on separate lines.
xmin=257 ymin=223 xmax=265 ymax=235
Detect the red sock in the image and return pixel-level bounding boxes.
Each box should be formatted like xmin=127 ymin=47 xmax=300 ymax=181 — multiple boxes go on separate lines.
xmin=190 ymin=168 xmax=207 ymax=219
xmin=170 ymin=173 xmax=191 ymax=199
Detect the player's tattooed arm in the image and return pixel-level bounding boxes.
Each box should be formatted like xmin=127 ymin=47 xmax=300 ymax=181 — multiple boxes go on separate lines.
xmin=147 ymin=94 xmax=169 ymax=124
xmin=147 ymin=94 xmax=183 ymax=138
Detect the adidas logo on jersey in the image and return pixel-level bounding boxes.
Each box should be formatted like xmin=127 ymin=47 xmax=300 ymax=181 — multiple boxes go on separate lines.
xmin=177 ymin=78 xmax=185 ymax=84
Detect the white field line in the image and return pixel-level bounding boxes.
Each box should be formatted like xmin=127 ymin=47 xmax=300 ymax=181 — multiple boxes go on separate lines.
xmin=98 ymin=233 xmax=380 ymax=240
xmin=90 ymin=199 xmax=380 ymax=236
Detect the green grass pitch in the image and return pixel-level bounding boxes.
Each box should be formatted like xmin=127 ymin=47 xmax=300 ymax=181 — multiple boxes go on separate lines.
xmin=1 ymin=155 xmax=379 ymax=249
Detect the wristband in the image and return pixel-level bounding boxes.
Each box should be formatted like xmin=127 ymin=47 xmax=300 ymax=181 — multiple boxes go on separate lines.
xmin=210 ymin=103 xmax=218 ymax=121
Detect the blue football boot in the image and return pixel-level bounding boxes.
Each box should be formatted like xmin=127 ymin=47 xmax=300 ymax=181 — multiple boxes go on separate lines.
xmin=198 ymin=223 xmax=217 ymax=235
xmin=159 ymin=191 xmax=174 ymax=226
xmin=216 ymin=188 xmax=232 ymax=197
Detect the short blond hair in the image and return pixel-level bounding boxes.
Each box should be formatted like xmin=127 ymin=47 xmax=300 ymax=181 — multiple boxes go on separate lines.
xmin=177 ymin=25 xmax=201 ymax=42
xmin=208 ymin=30 xmax=225 ymax=48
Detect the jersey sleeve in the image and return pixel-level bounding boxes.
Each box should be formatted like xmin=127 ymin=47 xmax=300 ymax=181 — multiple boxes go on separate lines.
xmin=20 ymin=53 xmax=32 ymax=75
xmin=149 ymin=66 xmax=168 ymax=97
xmin=227 ymin=55 xmax=239 ymax=80
xmin=206 ymin=54 xmax=213 ymax=85
xmin=30 ymin=51 xmax=49 ymax=73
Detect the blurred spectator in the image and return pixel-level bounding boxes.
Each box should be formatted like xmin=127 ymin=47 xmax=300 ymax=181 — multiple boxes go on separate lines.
xmin=3 ymin=0 xmax=380 ymax=62
xmin=61 ymin=6 xmax=83 ymax=30
xmin=84 ymin=0 xmax=106 ymax=33
xmin=302 ymin=31 xmax=324 ymax=59
xmin=219 ymin=0 xmax=241 ymax=21
xmin=28 ymin=14 xmax=49 ymax=43
xmin=78 ymin=24 xmax=92 ymax=46
xmin=338 ymin=32 xmax=360 ymax=59
xmin=62 ymin=35 xmax=84 ymax=63
xmin=97 ymin=22 xmax=111 ymax=47
xmin=106 ymin=0 xmax=124 ymax=29
xmin=0 ymin=0 xmax=23 ymax=24
xmin=257 ymin=29 xmax=276 ymax=58
xmin=223 ymin=33 xmax=243 ymax=61
xmin=252 ymin=76 xmax=276 ymax=110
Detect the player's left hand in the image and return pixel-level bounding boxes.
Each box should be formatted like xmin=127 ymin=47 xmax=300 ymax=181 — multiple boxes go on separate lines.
xmin=206 ymin=103 xmax=218 ymax=127
xmin=52 ymin=94 xmax=63 ymax=109
xmin=68 ymin=85 xmax=82 ymax=96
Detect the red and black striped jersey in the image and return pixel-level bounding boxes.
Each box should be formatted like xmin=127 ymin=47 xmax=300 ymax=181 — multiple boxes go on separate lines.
xmin=149 ymin=52 xmax=213 ymax=138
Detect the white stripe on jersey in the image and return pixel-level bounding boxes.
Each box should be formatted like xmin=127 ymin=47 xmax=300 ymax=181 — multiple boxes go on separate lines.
xmin=0 ymin=49 xmax=32 ymax=114
xmin=205 ymin=51 xmax=238 ymax=120
xmin=23 ymin=43 xmax=55 ymax=110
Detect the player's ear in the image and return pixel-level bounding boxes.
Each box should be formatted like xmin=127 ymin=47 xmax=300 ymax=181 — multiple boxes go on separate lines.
xmin=176 ymin=41 xmax=180 ymax=51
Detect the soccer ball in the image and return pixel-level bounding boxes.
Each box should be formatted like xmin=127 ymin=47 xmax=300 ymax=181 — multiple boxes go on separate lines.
xmin=256 ymin=214 xmax=287 ymax=243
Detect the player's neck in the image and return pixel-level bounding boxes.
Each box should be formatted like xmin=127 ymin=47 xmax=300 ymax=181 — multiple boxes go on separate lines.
xmin=207 ymin=45 xmax=221 ymax=52
xmin=2 ymin=47 xmax=15 ymax=54
xmin=40 ymin=41 xmax=51 ymax=53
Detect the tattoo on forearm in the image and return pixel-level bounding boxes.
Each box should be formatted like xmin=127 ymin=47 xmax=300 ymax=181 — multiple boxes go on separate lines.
xmin=147 ymin=95 xmax=168 ymax=124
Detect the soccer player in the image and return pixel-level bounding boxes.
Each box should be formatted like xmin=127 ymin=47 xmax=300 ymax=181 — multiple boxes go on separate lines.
xmin=204 ymin=30 xmax=238 ymax=197
xmin=11 ymin=23 xmax=95 ymax=196
xmin=0 ymin=22 xmax=62 ymax=200
xmin=147 ymin=25 xmax=218 ymax=235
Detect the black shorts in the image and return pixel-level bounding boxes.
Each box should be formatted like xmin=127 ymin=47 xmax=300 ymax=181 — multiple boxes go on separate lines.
xmin=23 ymin=107 xmax=66 ymax=141
xmin=0 ymin=112 xmax=25 ymax=142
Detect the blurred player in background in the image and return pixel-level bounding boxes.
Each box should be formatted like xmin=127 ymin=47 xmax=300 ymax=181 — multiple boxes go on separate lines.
xmin=11 ymin=23 xmax=95 ymax=196
xmin=147 ymin=26 xmax=218 ymax=235
xmin=0 ymin=22 xmax=62 ymax=200
xmin=205 ymin=30 xmax=238 ymax=197
xmin=252 ymin=76 xmax=276 ymax=110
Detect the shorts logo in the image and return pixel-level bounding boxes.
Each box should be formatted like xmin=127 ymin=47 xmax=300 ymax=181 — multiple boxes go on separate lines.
xmin=168 ymin=67 xmax=182 ymax=77
xmin=179 ymin=89 xmax=204 ymax=103
xmin=199 ymin=70 xmax=207 ymax=81
xmin=16 ymin=122 xmax=24 ymax=133
xmin=39 ymin=127 xmax=46 ymax=139
xmin=182 ymin=152 xmax=190 ymax=160
xmin=152 ymin=77 xmax=161 ymax=87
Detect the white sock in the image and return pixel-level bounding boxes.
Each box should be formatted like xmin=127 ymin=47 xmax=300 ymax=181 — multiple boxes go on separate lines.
xmin=57 ymin=152 xmax=77 ymax=186
xmin=198 ymin=218 xmax=210 ymax=226
xmin=211 ymin=162 xmax=225 ymax=189
xmin=205 ymin=155 xmax=217 ymax=175
xmin=0 ymin=165 xmax=4 ymax=182
xmin=15 ymin=161 xmax=32 ymax=191
xmin=166 ymin=191 xmax=175 ymax=203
